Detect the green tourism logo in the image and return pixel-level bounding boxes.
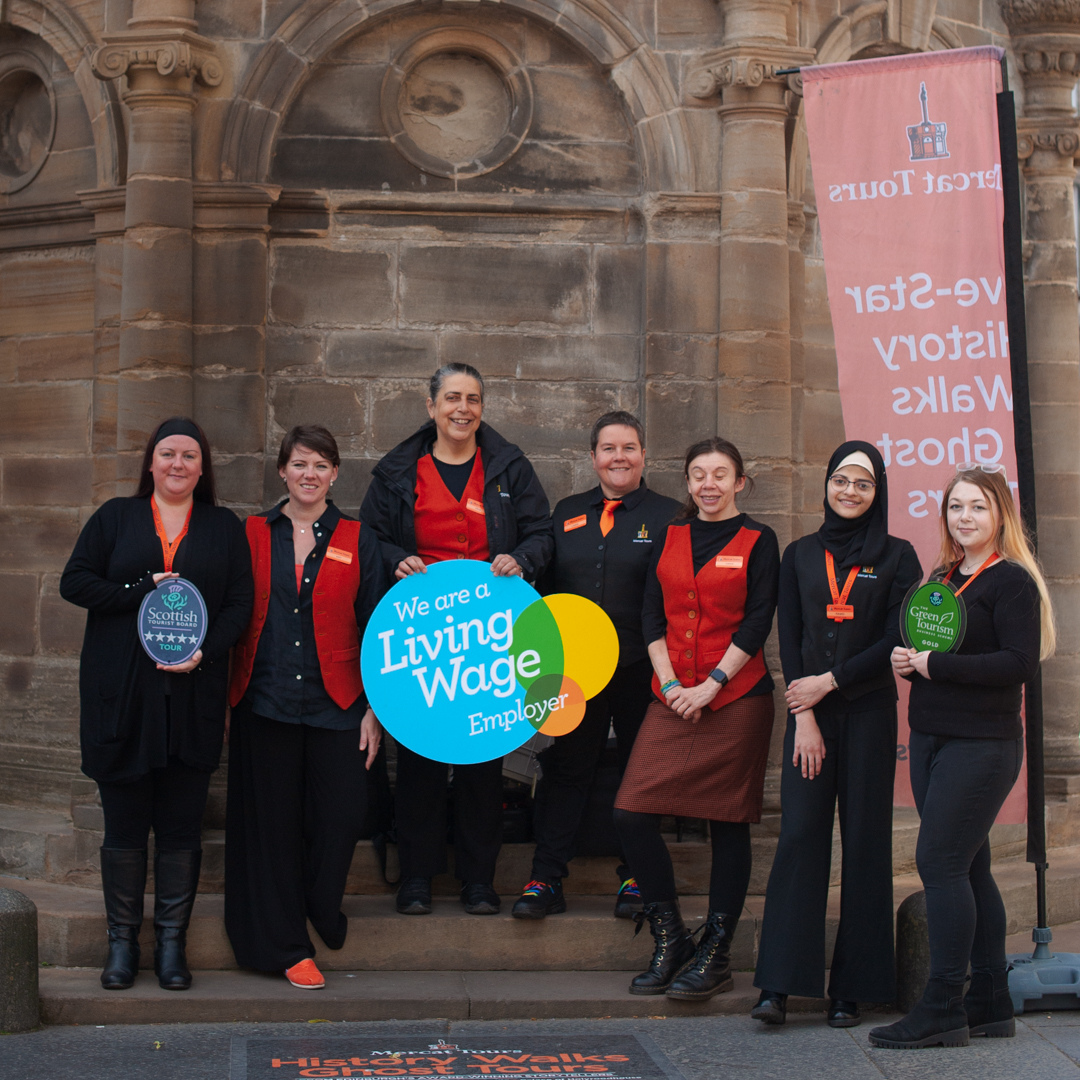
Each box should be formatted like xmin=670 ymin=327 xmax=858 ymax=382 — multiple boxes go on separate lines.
xmin=902 ymin=580 xmax=965 ymax=652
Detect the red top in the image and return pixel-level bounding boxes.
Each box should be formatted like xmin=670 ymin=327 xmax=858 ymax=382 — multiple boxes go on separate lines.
xmin=651 ymin=523 xmax=767 ymax=711
xmin=413 ymin=452 xmax=490 ymax=564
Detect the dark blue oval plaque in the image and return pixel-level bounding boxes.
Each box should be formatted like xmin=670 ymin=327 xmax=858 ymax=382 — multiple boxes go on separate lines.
xmin=137 ymin=577 xmax=208 ymax=667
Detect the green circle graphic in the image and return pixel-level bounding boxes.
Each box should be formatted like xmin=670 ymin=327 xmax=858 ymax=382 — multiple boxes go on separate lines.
xmin=511 ymin=598 xmax=563 ymax=691
xmin=902 ymin=581 xmax=964 ymax=652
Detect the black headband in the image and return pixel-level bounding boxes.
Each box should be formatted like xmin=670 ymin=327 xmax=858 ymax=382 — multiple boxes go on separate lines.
xmin=153 ymin=419 xmax=202 ymax=445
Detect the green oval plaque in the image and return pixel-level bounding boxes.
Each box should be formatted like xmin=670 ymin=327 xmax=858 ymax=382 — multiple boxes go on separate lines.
xmin=901 ymin=580 xmax=966 ymax=653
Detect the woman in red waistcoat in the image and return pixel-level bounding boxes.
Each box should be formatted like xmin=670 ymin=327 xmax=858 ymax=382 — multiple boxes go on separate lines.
xmin=360 ymin=363 xmax=553 ymax=917
xmin=225 ymin=425 xmax=388 ymax=989
xmin=614 ymin=436 xmax=779 ymax=999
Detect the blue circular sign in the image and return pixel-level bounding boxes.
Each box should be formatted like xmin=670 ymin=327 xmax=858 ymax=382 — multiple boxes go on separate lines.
xmin=138 ymin=577 xmax=208 ymax=667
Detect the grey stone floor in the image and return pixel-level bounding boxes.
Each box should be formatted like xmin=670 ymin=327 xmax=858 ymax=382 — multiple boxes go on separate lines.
xmin=2 ymin=1013 xmax=1080 ymax=1080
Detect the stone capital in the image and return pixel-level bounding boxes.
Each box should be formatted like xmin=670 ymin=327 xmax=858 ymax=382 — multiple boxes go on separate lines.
xmin=90 ymin=30 xmax=224 ymax=91
xmin=686 ymin=45 xmax=815 ymax=103
xmin=1001 ymin=0 xmax=1080 ymax=33
xmin=1016 ymin=118 xmax=1080 ymax=161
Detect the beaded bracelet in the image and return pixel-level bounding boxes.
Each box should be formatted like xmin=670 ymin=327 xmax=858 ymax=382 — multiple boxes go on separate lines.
xmin=660 ymin=678 xmax=681 ymax=695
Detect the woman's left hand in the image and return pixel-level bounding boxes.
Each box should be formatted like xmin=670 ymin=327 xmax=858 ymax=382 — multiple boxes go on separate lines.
xmin=667 ymin=680 xmax=717 ymax=723
xmin=157 ymin=649 xmax=203 ymax=673
xmin=785 ymin=673 xmax=833 ymax=714
xmin=490 ymin=555 xmax=523 ymax=577
xmin=359 ymin=708 xmax=382 ymax=769
xmin=908 ymin=650 xmax=932 ymax=679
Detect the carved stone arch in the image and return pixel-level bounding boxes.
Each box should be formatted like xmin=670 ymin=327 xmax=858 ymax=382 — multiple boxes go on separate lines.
xmin=220 ymin=0 xmax=695 ymax=191
xmin=2 ymin=0 xmax=125 ymax=186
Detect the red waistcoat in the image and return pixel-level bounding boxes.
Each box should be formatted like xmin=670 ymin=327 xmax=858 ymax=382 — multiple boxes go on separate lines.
xmin=229 ymin=516 xmax=364 ymax=710
xmin=651 ymin=522 xmax=767 ymax=710
xmin=414 ymin=451 xmax=490 ymax=564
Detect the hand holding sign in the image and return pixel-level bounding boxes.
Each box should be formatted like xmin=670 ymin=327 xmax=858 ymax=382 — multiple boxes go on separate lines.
xmin=138 ymin=577 xmax=208 ymax=668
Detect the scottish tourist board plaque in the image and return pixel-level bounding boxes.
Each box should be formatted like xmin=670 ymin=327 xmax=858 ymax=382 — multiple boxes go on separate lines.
xmin=138 ymin=577 xmax=207 ymax=666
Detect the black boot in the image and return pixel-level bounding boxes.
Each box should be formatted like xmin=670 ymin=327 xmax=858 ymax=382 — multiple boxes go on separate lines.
xmin=153 ymin=849 xmax=201 ymax=991
xmin=665 ymin=911 xmax=735 ymax=1000
xmin=964 ymin=971 xmax=1016 ymax=1038
xmin=628 ymin=900 xmax=696 ymax=996
xmin=868 ymin=979 xmax=970 ymax=1048
xmin=99 ymin=848 xmax=147 ymax=990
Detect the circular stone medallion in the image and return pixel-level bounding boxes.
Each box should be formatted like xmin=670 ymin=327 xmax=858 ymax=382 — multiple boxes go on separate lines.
xmin=0 ymin=52 xmax=56 ymax=194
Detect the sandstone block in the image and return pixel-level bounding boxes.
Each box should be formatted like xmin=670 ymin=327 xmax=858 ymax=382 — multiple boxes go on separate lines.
xmin=39 ymin=575 xmax=86 ymax=655
xmin=212 ymin=456 xmax=264 ymax=508
xmin=370 ymin=384 xmax=435 ymax=453
xmin=0 ymin=385 xmax=90 ymax=455
xmin=1033 ymin=404 xmax=1080 ymax=475
xmin=328 ymin=457 xmax=375 ymax=514
xmin=266 ymin=329 xmax=323 ymax=374
xmin=124 ymin=177 xmax=194 ymax=231
xmin=271 ymin=245 xmax=394 ymax=328
xmin=400 ymin=245 xmax=589 ymax=327
xmin=196 ymin=0 xmax=262 ymax=38
xmin=271 ymin=380 xmax=366 ymax=455
xmin=194 ymin=327 xmax=265 ymax=373
xmin=896 ymin=890 xmax=930 ymax=1012
xmin=0 ymin=252 xmax=94 ymax=337
xmin=194 ymin=236 xmax=268 ymax=327
xmin=530 ymin=68 xmax=633 ymax=142
xmin=326 ymin=331 xmax=437 ymax=378
xmin=281 ymin=63 xmax=385 ymax=137
xmin=93 ymin=240 xmax=123 ymax=328
xmin=120 ymin=230 xmax=192 ymax=324
xmin=51 ymin=81 xmax=95 ymax=154
xmin=92 ymin=376 xmax=118 ymax=459
xmin=644 ymin=380 xmax=718 ymax=457
xmin=0 ymin=510 xmax=80 ymax=572
xmin=2 ymin=458 xmax=93 ymax=507
xmin=647 ymin=243 xmax=718 ymax=334
xmin=126 ymin=110 xmax=195 ymax=180
xmin=718 ymin=240 xmax=790 ymax=334
xmin=1029 ymin=359 xmax=1080 ymax=407
xmin=195 ymin=373 xmax=266 ymax=455
xmin=0 ymin=575 xmax=37 ymax=655
xmin=801 ymin=390 xmax=845 ymax=463
xmin=441 ymin=333 xmax=637 ymax=381
xmin=595 ymin=245 xmax=643 ymax=336
xmin=718 ymin=379 xmax=791 ymax=460
xmin=0 ymin=339 xmax=16 ymax=382
xmin=530 ymin=457 xmax=574 ymax=509
xmin=116 ymin=375 xmax=194 ymax=452
xmin=17 ymin=334 xmax=94 ymax=382
xmin=468 ymin=140 xmax=640 ymax=196
xmin=271 ymin=136 xmax=454 ymax=194
xmin=646 ymin=334 xmax=717 ymax=379
xmin=0 ymin=888 xmax=38 ymax=1033
xmin=12 ymin=146 xmax=96 ymax=208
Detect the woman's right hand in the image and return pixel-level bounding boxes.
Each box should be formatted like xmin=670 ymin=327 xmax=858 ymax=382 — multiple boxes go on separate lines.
xmin=793 ymin=710 xmax=825 ymax=780
xmin=891 ymin=646 xmax=917 ymax=677
xmin=152 ymin=572 xmax=179 ymax=585
xmin=395 ymin=556 xmax=427 ymax=579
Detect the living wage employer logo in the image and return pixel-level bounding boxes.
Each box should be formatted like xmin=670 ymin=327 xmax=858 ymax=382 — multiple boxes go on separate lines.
xmin=359 ymin=560 xmax=619 ymax=764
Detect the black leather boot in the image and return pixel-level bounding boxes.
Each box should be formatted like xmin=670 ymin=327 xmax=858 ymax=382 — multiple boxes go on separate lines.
xmin=153 ymin=849 xmax=201 ymax=991
xmin=628 ymin=900 xmax=696 ymax=996
xmin=99 ymin=847 xmax=147 ymax=990
xmin=964 ymin=970 xmax=1016 ymax=1038
xmin=665 ymin=911 xmax=736 ymax=1000
xmin=868 ymin=979 xmax=970 ymax=1048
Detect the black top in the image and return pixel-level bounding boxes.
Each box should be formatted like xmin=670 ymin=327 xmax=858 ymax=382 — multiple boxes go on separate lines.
xmin=910 ymin=560 xmax=1041 ymax=740
xmin=432 ymin=453 xmax=477 ymax=502
xmin=59 ymin=497 xmax=254 ymax=783
xmin=246 ymin=501 xmax=387 ymax=730
xmin=778 ymin=531 xmax=922 ymax=733
xmin=642 ymin=514 xmax=779 ymax=696
xmin=542 ymin=483 xmax=680 ymax=666
xmin=360 ymin=420 xmax=554 ymax=582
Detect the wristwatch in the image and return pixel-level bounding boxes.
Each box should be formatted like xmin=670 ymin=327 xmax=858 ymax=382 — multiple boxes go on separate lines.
xmin=709 ymin=667 xmax=729 ymax=688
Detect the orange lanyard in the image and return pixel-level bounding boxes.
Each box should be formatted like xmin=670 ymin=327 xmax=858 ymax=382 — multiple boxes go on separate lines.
xmin=825 ymin=550 xmax=860 ymax=621
xmin=150 ymin=495 xmax=192 ymax=573
xmin=943 ymin=552 xmax=1000 ymax=597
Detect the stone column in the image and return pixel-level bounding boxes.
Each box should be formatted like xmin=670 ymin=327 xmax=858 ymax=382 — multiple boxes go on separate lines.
xmin=90 ymin=0 xmax=222 ymax=465
xmin=1001 ymin=0 xmax=1080 ymax=844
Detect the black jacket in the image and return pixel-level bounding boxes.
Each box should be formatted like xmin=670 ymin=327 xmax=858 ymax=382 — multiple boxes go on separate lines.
xmin=59 ymin=496 xmax=254 ymax=783
xmin=360 ymin=420 xmax=554 ymax=582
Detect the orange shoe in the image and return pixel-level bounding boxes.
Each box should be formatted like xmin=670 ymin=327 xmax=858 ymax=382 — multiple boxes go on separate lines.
xmin=285 ymin=958 xmax=325 ymax=989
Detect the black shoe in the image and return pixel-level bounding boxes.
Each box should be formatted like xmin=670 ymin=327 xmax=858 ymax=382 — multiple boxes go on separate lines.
xmin=153 ymin=849 xmax=201 ymax=991
xmin=99 ymin=848 xmax=147 ymax=990
xmin=868 ymin=979 xmax=970 ymax=1048
xmin=964 ymin=971 xmax=1016 ymax=1038
xmin=613 ymin=878 xmax=643 ymax=920
xmin=628 ymin=900 xmax=696 ymax=995
xmin=666 ymin=911 xmax=736 ymax=1000
xmin=828 ymin=999 xmax=861 ymax=1028
xmin=396 ymin=877 xmax=432 ymax=915
xmin=461 ymin=882 xmax=501 ymax=915
xmin=512 ymin=879 xmax=566 ymax=919
xmin=751 ymin=990 xmax=788 ymax=1025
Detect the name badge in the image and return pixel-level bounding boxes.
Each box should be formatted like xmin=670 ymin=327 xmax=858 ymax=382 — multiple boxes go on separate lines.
xmin=466 ymin=498 xmax=485 ymax=516
xmin=827 ymin=604 xmax=854 ymax=621
xmin=564 ymin=515 xmax=588 ymax=532
xmin=715 ymin=555 xmax=744 ymax=569
xmin=326 ymin=546 xmax=354 ymax=564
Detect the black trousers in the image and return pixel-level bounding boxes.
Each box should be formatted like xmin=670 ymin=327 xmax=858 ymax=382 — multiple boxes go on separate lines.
xmin=98 ymin=760 xmax=211 ymax=853
xmin=224 ymin=703 xmax=368 ymax=972
xmin=754 ymin=706 xmax=897 ymax=1002
xmin=530 ymin=658 xmax=652 ymax=883
xmin=394 ymin=744 xmax=503 ymax=883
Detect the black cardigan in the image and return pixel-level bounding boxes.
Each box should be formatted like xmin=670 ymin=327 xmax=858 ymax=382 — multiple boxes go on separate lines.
xmin=359 ymin=420 xmax=554 ymax=583
xmin=778 ymin=531 xmax=922 ymax=731
xmin=59 ymin=497 xmax=254 ymax=783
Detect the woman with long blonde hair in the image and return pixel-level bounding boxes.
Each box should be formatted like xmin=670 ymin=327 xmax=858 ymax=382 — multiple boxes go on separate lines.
xmin=871 ymin=465 xmax=1054 ymax=1050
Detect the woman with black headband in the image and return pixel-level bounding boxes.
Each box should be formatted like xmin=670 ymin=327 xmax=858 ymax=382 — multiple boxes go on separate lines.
xmin=752 ymin=441 xmax=921 ymax=1028
xmin=60 ymin=417 xmax=253 ymax=992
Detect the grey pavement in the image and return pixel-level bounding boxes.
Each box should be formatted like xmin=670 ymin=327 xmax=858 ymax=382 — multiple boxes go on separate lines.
xmin=3 ymin=1013 xmax=1080 ymax=1080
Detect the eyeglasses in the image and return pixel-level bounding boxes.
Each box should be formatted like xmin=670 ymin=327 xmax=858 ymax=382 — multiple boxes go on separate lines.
xmin=828 ymin=474 xmax=876 ymax=494
xmin=956 ymin=462 xmax=1007 ymax=477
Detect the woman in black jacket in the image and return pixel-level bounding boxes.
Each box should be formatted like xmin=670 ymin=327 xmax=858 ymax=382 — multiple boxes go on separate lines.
xmin=360 ymin=363 xmax=553 ymax=916
xmin=753 ymin=441 xmax=921 ymax=1028
xmin=60 ymin=417 xmax=253 ymax=992
xmin=869 ymin=465 xmax=1054 ymax=1049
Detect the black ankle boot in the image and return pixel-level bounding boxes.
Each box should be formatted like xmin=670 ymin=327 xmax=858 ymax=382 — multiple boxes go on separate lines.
xmin=153 ymin=849 xmax=201 ymax=991
xmin=965 ymin=970 xmax=1016 ymax=1038
xmin=868 ymin=979 xmax=970 ymax=1048
xmin=99 ymin=848 xmax=147 ymax=990
xmin=665 ymin=911 xmax=735 ymax=1000
xmin=628 ymin=900 xmax=696 ymax=996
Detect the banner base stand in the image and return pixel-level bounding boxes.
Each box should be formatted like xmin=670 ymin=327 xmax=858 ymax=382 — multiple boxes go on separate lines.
xmin=1008 ymin=932 xmax=1080 ymax=1013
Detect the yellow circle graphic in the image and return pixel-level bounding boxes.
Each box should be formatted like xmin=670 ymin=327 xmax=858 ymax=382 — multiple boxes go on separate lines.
xmin=543 ymin=593 xmax=620 ymax=700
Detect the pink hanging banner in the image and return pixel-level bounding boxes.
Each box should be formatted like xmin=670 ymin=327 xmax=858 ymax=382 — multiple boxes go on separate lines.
xmin=802 ymin=47 xmax=1025 ymax=821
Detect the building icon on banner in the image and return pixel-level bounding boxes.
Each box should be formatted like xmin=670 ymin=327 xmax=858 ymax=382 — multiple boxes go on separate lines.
xmin=907 ymin=82 xmax=949 ymax=161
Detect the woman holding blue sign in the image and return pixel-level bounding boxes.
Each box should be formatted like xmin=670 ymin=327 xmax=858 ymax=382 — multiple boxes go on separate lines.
xmin=869 ymin=466 xmax=1054 ymax=1049
xmin=60 ymin=417 xmax=253 ymax=992
xmin=751 ymin=441 xmax=921 ymax=1028
xmin=225 ymin=424 xmax=388 ymax=990
xmin=360 ymin=363 xmax=553 ymax=917
xmin=613 ymin=437 xmax=778 ymax=999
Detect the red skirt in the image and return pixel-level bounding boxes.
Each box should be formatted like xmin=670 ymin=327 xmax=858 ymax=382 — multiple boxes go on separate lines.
xmin=615 ymin=693 xmax=775 ymax=822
